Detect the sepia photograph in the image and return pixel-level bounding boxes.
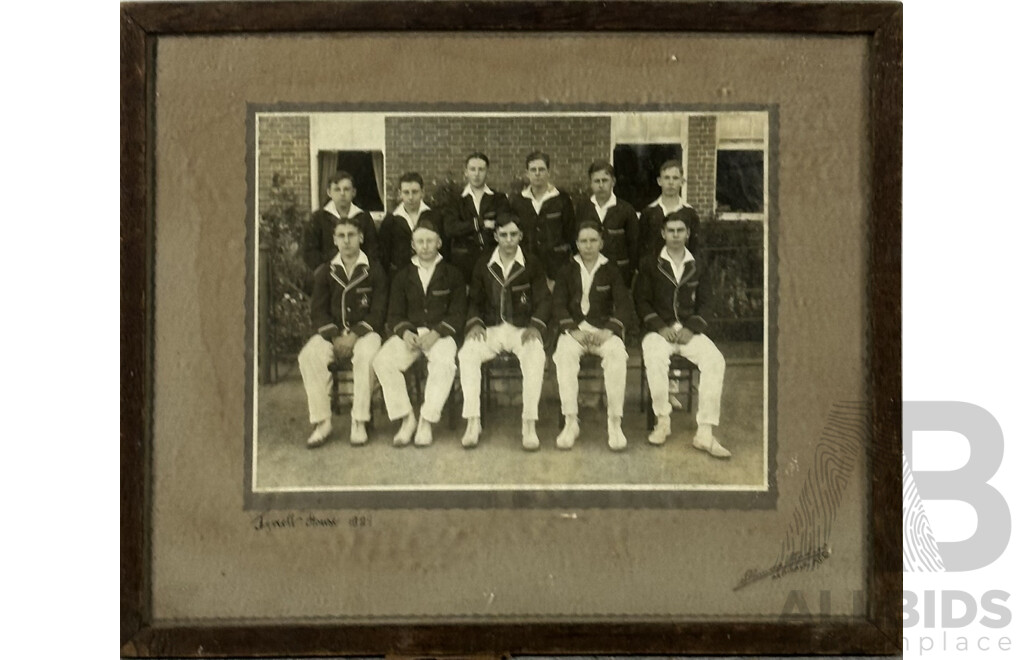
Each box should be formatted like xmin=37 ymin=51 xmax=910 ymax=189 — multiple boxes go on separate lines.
xmin=249 ymin=109 xmax=774 ymax=508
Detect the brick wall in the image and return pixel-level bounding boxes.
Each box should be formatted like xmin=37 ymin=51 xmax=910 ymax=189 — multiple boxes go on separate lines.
xmin=258 ymin=116 xmax=311 ymax=215
xmin=384 ymin=116 xmax=611 ymax=208
xmin=686 ymin=115 xmax=717 ymax=221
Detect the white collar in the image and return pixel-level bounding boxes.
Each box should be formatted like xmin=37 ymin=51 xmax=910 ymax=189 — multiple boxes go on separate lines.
xmin=488 ymin=246 xmax=526 ymax=269
xmin=649 ymin=195 xmax=687 ymax=215
xmin=411 ymin=254 xmax=443 ymax=268
xmin=590 ymin=192 xmax=618 ymax=210
xmin=393 ymin=201 xmax=430 ymax=222
xmin=331 ymin=249 xmax=370 ymax=275
xmin=573 ymin=253 xmax=609 ymax=271
xmin=461 ymin=184 xmax=494 ymax=197
xmin=659 ymin=246 xmax=695 ymax=266
xmin=521 ymin=185 xmax=559 ymax=203
xmin=324 ymin=200 xmax=365 ymax=220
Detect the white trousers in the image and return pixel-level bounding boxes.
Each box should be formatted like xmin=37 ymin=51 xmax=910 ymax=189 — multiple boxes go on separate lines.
xmin=641 ymin=331 xmax=725 ymax=426
xmin=458 ymin=323 xmax=546 ymax=421
xmin=553 ymin=333 xmax=628 ymax=417
xmin=372 ymin=335 xmax=457 ymax=423
xmin=298 ymin=333 xmax=381 ymax=424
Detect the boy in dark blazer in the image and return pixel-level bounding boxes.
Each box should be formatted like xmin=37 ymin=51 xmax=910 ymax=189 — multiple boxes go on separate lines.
xmin=298 ymin=216 xmax=387 ymax=448
xmin=551 ymin=220 xmax=638 ymax=451
xmin=377 ymin=171 xmax=442 ymax=274
xmin=303 ymin=170 xmax=380 ymax=271
xmin=575 ymin=159 xmax=640 ymax=285
xmin=508 ymin=151 xmax=576 ymax=285
xmin=372 ymin=219 xmax=466 ymax=446
xmin=443 ymin=152 xmax=510 ymax=283
xmin=637 ymin=160 xmax=700 ymax=259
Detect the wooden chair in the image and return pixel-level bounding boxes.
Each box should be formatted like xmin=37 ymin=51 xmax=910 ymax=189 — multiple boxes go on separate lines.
xmin=328 ymin=358 xmax=375 ymax=426
xmin=480 ymin=352 xmax=522 ymax=427
xmin=639 ymin=354 xmax=699 ymax=430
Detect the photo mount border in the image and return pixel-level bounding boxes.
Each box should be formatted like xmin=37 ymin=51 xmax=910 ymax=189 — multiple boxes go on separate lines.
xmin=244 ymin=102 xmax=779 ymax=512
xmin=121 ymin=1 xmax=901 ymax=655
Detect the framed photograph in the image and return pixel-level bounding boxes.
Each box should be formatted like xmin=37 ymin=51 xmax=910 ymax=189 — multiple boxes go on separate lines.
xmin=121 ymin=1 xmax=901 ymax=656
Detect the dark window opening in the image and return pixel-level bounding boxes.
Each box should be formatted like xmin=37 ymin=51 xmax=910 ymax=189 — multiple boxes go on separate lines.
xmin=612 ymin=143 xmax=683 ymax=210
xmin=317 ymin=150 xmax=385 ymax=213
xmin=715 ymin=150 xmax=764 ymax=214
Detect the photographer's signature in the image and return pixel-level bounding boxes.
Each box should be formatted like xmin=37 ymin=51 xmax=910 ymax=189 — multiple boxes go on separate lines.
xmin=734 ymin=545 xmax=831 ymax=591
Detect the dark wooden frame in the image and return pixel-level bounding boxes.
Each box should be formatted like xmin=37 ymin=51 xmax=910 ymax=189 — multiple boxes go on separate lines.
xmin=121 ymin=1 xmax=901 ymax=656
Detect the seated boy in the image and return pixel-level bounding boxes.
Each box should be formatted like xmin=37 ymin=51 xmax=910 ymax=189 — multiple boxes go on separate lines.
xmin=551 ymin=220 xmax=638 ymax=451
xmin=633 ymin=210 xmax=730 ymax=458
xmin=372 ymin=219 xmax=466 ymax=446
xmin=377 ymin=171 xmax=442 ymax=274
xmin=298 ymin=217 xmax=387 ymax=448
xmin=458 ymin=214 xmax=551 ymax=450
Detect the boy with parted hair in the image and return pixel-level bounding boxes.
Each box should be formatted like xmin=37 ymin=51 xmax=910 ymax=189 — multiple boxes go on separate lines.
xmin=372 ymin=218 xmax=466 ymax=446
xmin=575 ymin=159 xmax=640 ymax=285
xmin=551 ymin=220 xmax=638 ymax=451
xmin=634 ymin=209 xmax=730 ymax=458
xmin=303 ymin=170 xmax=380 ymax=272
xmin=298 ymin=216 xmax=387 ymax=449
xmin=638 ymin=159 xmax=700 ymax=259
xmin=508 ymin=151 xmax=576 ymax=285
xmin=458 ymin=213 xmax=551 ymax=450
xmin=377 ymin=171 xmax=442 ymax=274
xmin=443 ymin=152 xmax=510 ymax=283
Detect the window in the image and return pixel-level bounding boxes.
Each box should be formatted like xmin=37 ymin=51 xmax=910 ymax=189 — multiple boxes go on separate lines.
xmin=715 ymin=113 xmax=768 ymax=221
xmin=716 ymin=150 xmax=764 ymax=214
xmin=317 ymin=150 xmax=385 ymax=213
xmin=611 ymin=143 xmax=683 ymax=210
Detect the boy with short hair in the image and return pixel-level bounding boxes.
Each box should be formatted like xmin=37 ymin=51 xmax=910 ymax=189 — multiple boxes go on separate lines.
xmin=638 ymin=160 xmax=700 ymax=258
xmin=575 ymin=159 xmax=640 ymax=285
xmin=372 ymin=219 xmax=466 ymax=446
xmin=443 ymin=152 xmax=510 ymax=283
xmin=634 ymin=210 xmax=730 ymax=458
xmin=303 ymin=170 xmax=380 ymax=271
xmin=377 ymin=171 xmax=441 ymax=274
xmin=508 ymin=151 xmax=576 ymax=285
xmin=551 ymin=220 xmax=637 ymax=451
xmin=298 ymin=216 xmax=387 ymax=448
xmin=458 ymin=214 xmax=551 ymax=450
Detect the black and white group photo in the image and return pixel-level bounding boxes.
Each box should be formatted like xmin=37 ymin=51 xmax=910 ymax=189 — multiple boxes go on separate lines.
xmin=249 ymin=110 xmax=771 ymax=505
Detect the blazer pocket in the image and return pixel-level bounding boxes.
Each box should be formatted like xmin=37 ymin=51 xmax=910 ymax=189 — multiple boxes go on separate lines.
xmin=431 ymin=289 xmax=451 ymax=296
xmin=545 ymin=211 xmax=562 ymax=220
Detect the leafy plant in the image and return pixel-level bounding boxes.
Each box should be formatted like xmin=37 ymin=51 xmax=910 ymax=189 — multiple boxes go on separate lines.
xmin=260 ymin=174 xmax=311 ymax=361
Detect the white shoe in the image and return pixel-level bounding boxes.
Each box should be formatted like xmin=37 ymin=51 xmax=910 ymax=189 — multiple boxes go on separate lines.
xmin=647 ymin=415 xmax=671 ymax=445
xmin=522 ymin=421 xmax=540 ymax=451
xmin=393 ymin=413 xmax=416 ymax=446
xmin=349 ymin=420 xmax=368 ymax=445
xmin=306 ymin=419 xmax=332 ymax=448
xmin=607 ymin=421 xmax=627 ymax=451
xmin=461 ymin=418 xmax=482 ymax=448
xmin=556 ymin=419 xmax=580 ymax=449
xmin=693 ymin=432 xmax=732 ymax=459
xmin=414 ymin=418 xmax=433 ymax=447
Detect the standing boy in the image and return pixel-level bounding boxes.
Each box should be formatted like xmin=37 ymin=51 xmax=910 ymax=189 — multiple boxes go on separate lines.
xmin=443 ymin=152 xmax=510 ymax=283
xmin=372 ymin=219 xmax=466 ymax=447
xmin=298 ymin=217 xmax=387 ymax=448
xmin=551 ymin=220 xmax=637 ymax=451
xmin=303 ymin=170 xmax=380 ymax=271
xmin=638 ymin=160 xmax=700 ymax=258
xmin=458 ymin=214 xmax=551 ymax=450
xmin=508 ymin=151 xmax=576 ymax=285
xmin=575 ymin=160 xmax=640 ymax=285
xmin=377 ymin=172 xmax=441 ymax=274
xmin=634 ymin=210 xmax=730 ymax=458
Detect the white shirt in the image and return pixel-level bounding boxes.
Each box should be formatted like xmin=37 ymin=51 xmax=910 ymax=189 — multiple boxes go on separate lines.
xmin=330 ymin=250 xmax=370 ymax=280
xmin=393 ymin=201 xmax=430 ymax=232
xmin=487 ymin=246 xmax=526 ymax=279
xmin=659 ymin=245 xmax=695 ymax=284
xmin=461 ymin=183 xmax=494 ymax=216
xmin=574 ymin=253 xmax=609 ymax=333
xmin=411 ymin=254 xmax=443 ymax=293
xmin=521 ymin=185 xmax=560 ymax=215
xmin=324 ymin=200 xmax=365 ymax=220
xmin=590 ymin=193 xmax=618 ymax=223
xmin=650 ymin=195 xmax=687 ymax=218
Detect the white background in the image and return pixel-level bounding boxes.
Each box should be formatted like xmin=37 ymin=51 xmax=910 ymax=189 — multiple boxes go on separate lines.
xmin=1 ymin=0 xmax=1020 ymax=657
